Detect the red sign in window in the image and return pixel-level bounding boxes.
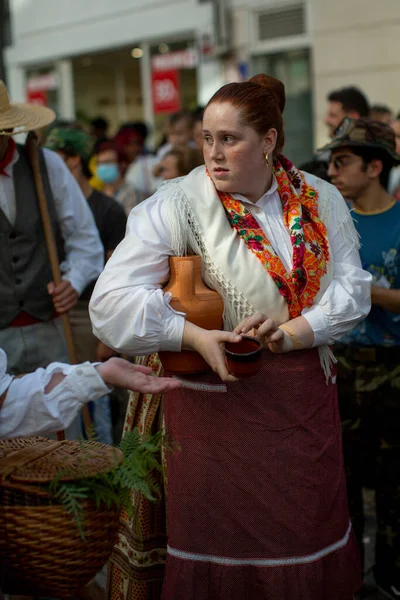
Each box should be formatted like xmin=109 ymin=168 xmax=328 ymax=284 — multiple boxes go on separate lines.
xmin=151 ymin=69 xmax=181 ymax=114
xmin=26 ymin=90 xmax=48 ymax=106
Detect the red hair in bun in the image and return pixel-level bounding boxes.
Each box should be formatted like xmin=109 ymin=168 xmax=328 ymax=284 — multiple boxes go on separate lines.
xmin=249 ymin=74 xmax=285 ymax=113
xmin=205 ymin=74 xmax=285 ymax=157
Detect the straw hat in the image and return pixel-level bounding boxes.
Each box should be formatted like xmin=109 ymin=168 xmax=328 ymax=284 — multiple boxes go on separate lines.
xmin=0 ymin=79 xmax=55 ymax=135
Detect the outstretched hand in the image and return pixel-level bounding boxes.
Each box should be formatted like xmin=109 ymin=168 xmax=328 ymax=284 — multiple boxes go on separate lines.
xmin=95 ymin=357 xmax=181 ymax=394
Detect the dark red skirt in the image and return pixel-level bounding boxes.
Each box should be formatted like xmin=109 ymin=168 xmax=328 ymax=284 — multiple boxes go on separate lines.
xmin=162 ymin=349 xmax=362 ymax=599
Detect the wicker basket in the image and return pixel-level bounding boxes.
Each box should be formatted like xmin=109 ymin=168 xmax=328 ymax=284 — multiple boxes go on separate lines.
xmin=0 ymin=436 xmax=123 ymax=597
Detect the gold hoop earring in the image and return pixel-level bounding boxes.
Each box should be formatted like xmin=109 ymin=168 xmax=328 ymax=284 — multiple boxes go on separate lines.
xmin=265 ymin=153 xmax=269 ymax=168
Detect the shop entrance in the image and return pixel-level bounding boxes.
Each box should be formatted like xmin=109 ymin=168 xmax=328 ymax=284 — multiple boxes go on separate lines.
xmin=73 ymin=40 xmax=198 ymax=140
xmin=72 ymin=48 xmax=141 ymax=135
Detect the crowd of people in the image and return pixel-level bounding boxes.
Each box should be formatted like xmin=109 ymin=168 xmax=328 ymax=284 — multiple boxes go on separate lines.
xmin=0 ymin=97 xmax=205 ymax=444
xmin=0 ymin=73 xmax=400 ymax=600
xmin=88 ymin=110 xmax=204 ymax=207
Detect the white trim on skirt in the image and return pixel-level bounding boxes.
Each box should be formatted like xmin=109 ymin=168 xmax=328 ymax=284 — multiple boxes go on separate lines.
xmin=167 ymin=521 xmax=352 ymax=567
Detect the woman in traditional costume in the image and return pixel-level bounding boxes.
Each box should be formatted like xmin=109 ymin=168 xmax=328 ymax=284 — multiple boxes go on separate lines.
xmin=90 ymin=75 xmax=371 ymax=599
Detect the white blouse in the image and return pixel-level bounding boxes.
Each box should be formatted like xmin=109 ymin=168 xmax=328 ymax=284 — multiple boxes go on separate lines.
xmin=0 ymin=349 xmax=110 ymax=439
xmin=89 ymin=177 xmax=371 ymax=355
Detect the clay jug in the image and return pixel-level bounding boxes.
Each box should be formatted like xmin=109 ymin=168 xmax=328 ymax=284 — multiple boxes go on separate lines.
xmin=159 ymin=255 xmax=224 ymax=375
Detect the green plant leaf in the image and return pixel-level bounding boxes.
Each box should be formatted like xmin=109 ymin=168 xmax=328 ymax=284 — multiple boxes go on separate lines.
xmin=48 ymin=428 xmax=164 ymax=540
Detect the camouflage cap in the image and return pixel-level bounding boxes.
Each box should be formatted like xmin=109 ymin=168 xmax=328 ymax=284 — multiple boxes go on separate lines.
xmin=44 ymin=127 xmax=94 ymax=161
xmin=318 ymin=117 xmax=400 ymax=165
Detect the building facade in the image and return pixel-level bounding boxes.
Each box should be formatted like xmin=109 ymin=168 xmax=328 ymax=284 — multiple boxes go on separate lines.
xmin=4 ymin=0 xmax=400 ymax=163
xmin=230 ymin=0 xmax=400 ymax=161
xmin=5 ymin=0 xmax=224 ymax=136
xmin=310 ymin=0 xmax=400 ymax=147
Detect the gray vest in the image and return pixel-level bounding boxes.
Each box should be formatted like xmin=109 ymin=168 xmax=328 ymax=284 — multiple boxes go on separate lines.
xmin=0 ymin=145 xmax=65 ymax=328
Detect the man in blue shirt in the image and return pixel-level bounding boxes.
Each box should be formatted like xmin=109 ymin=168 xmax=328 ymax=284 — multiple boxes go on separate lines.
xmin=320 ymin=118 xmax=400 ymax=599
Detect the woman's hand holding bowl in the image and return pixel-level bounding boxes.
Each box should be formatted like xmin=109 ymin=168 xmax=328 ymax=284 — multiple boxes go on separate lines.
xmin=182 ymin=321 xmax=241 ymax=382
xmin=234 ymin=312 xmax=291 ymax=354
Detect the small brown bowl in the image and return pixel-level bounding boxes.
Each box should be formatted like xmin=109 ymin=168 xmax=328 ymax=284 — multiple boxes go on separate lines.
xmin=225 ymin=336 xmax=262 ymax=378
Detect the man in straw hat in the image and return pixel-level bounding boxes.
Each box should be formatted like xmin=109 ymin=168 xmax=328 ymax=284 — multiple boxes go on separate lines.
xmin=0 ymin=79 xmax=103 ymax=438
xmin=320 ymin=117 xmax=400 ymax=599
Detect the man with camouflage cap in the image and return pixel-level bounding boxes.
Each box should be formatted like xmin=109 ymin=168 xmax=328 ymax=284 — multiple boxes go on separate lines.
xmin=320 ymin=118 xmax=400 ymax=599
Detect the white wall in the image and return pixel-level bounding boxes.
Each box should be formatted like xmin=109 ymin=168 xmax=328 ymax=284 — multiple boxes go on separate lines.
xmin=231 ymin=0 xmax=400 ymax=151
xmin=310 ymin=0 xmax=400 ymax=147
xmin=12 ymin=0 xmax=399 ymax=148
xmin=6 ymin=0 xmax=213 ymax=67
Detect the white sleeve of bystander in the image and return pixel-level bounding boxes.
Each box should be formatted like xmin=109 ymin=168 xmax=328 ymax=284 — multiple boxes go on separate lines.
xmin=0 ymin=349 xmax=110 ymax=439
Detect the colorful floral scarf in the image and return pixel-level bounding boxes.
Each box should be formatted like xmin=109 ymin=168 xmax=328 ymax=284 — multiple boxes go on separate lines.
xmin=216 ymin=155 xmax=329 ymax=319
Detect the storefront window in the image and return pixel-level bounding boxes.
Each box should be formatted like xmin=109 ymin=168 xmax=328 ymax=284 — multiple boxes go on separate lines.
xmin=25 ymin=68 xmax=59 ymax=113
xmin=150 ymin=39 xmax=198 ymax=146
xmin=72 ymin=48 xmax=141 ymax=134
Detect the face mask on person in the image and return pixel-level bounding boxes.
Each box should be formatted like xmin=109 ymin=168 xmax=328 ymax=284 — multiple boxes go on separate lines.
xmin=97 ymin=163 xmax=119 ymax=183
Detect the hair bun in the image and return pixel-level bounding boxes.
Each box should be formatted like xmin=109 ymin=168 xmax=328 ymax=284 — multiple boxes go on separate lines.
xmin=250 ymin=74 xmax=286 ymax=114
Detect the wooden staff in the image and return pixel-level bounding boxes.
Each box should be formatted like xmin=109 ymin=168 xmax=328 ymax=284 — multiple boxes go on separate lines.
xmin=25 ymin=132 xmax=92 ymax=440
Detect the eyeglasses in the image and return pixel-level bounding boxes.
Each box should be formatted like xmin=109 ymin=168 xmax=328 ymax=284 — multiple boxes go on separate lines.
xmin=329 ymin=155 xmax=361 ymax=171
